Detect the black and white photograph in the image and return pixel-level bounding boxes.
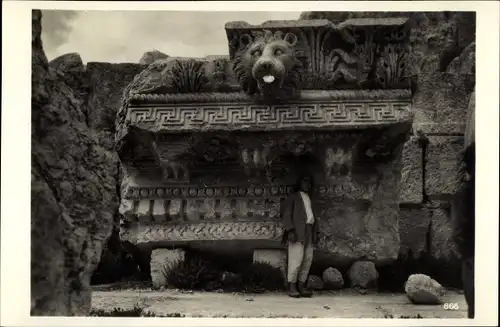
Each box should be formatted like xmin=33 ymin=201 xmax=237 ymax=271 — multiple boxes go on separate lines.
xmin=1 ymin=1 xmax=499 ymax=326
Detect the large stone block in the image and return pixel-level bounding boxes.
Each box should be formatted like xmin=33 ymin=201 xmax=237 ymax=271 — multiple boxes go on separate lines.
xmin=413 ymin=72 xmax=474 ymax=135
xmin=429 ymin=205 xmax=460 ymax=261
xmin=425 ymin=136 xmax=465 ymax=197
xmin=399 ymin=136 xmax=423 ymax=203
xmin=316 ymin=160 xmax=402 ymax=265
xmin=31 ymin=10 xmax=115 ymax=316
xmin=399 ymin=206 xmax=432 ymax=257
xmin=150 ymin=248 xmax=186 ymax=289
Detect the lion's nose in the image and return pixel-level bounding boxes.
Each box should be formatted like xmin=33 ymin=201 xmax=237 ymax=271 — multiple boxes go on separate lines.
xmin=261 ymin=62 xmax=271 ymax=69
xmin=259 ymin=61 xmax=272 ymax=70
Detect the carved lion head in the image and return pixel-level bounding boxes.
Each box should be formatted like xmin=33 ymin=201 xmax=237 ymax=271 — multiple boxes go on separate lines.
xmin=233 ymin=30 xmax=302 ymax=100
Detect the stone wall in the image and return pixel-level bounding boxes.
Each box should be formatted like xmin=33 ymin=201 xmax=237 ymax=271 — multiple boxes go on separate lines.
xmin=38 ymin=11 xmax=475 ymax=295
xmin=301 ymin=11 xmax=475 ymax=286
xmin=31 ymin=10 xmax=119 ymax=315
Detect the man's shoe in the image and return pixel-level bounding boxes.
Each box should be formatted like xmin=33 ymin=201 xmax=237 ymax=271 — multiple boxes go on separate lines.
xmin=288 ymin=282 xmax=300 ymax=298
xmin=297 ymin=281 xmax=313 ymax=297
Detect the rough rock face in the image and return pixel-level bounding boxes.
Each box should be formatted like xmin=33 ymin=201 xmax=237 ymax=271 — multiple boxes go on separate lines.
xmin=399 ymin=207 xmax=432 ymax=257
xmin=87 ymin=62 xmax=146 ymax=150
xmin=464 ymin=89 xmax=475 ymax=148
xmin=139 ymin=50 xmax=169 ymax=65
xmin=347 ymin=261 xmax=379 ymax=289
xmin=321 ymin=268 xmax=344 ymax=290
xmin=31 ymin=10 xmax=116 ymax=315
xmin=405 ymin=274 xmax=445 ymax=304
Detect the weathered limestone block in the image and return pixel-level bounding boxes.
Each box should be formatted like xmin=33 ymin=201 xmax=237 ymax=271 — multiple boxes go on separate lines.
xmin=322 ymin=267 xmax=344 ymax=289
xmin=446 ymin=42 xmax=475 ymax=78
xmin=413 ymin=72 xmax=474 ymax=135
xmin=405 ymin=274 xmax=445 ymax=305
xmin=253 ymin=249 xmax=287 ymax=279
xmin=347 ymin=261 xmax=379 ymax=289
xmin=425 ymin=136 xmax=465 ymax=197
xmin=429 ymin=206 xmax=460 ymax=261
xmin=307 ymin=275 xmax=325 ymax=290
xmin=399 ymin=136 xmax=423 ymax=203
xmin=139 ymin=50 xmax=169 ymax=65
xmin=151 ymin=248 xmax=186 ymax=289
xmin=31 ymin=10 xmax=115 ymax=316
xmin=399 ymin=207 xmax=432 ymax=257
xmin=317 ymin=159 xmax=402 ymax=264
xmin=87 ymin=61 xmax=145 ymax=150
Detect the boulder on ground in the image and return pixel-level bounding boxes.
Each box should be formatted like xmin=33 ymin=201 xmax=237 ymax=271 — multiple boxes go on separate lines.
xmin=307 ymin=275 xmax=325 ymax=290
xmin=347 ymin=261 xmax=378 ymax=289
xmin=322 ymin=267 xmax=344 ymax=289
xmin=405 ymin=274 xmax=446 ymax=305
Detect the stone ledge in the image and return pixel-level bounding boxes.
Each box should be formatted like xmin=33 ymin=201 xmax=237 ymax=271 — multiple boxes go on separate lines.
xmin=413 ymin=123 xmax=466 ymax=135
xmin=129 ymin=89 xmax=412 ymax=103
xmin=120 ymin=221 xmax=284 ymax=244
xmin=122 ymin=182 xmax=376 ymax=200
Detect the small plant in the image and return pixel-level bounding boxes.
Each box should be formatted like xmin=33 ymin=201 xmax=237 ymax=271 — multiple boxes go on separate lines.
xmin=240 ymin=262 xmax=286 ymax=293
xmin=89 ymin=304 xmax=143 ymax=317
xmin=89 ymin=304 xmax=185 ymax=317
xmin=164 ymin=252 xmax=222 ymax=291
xmin=384 ymin=313 xmax=424 ymax=319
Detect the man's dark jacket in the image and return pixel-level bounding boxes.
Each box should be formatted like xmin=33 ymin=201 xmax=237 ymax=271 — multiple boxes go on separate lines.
xmin=280 ymin=191 xmax=320 ymax=244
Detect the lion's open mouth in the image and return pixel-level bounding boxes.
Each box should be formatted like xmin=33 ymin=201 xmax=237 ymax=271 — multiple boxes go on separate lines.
xmin=263 ymin=75 xmax=275 ymax=83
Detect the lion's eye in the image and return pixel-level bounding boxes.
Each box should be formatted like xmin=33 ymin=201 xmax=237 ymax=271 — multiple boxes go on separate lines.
xmin=253 ymin=50 xmax=262 ymax=57
xmin=275 ymin=49 xmax=284 ymax=56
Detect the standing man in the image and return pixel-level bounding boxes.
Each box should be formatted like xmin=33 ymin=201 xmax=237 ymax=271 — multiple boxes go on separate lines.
xmin=281 ymin=175 xmax=320 ymax=298
xmin=451 ymin=141 xmax=475 ymax=318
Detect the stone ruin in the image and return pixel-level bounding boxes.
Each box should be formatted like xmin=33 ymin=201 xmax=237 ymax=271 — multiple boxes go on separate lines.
xmin=115 ymin=18 xmax=416 ymax=287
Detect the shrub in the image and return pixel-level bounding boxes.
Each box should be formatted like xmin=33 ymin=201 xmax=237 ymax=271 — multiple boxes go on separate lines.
xmin=89 ymin=304 xmax=185 ymax=317
xmin=164 ymin=252 xmax=222 ymax=291
xmin=240 ymin=262 xmax=286 ymax=293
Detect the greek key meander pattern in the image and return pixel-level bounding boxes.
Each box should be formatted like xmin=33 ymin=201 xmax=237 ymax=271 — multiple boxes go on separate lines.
xmin=127 ymin=102 xmax=412 ymax=130
xmin=122 ymin=221 xmax=284 ymax=243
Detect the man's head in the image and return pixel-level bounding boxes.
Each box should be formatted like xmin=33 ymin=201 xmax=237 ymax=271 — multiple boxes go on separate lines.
xmin=297 ymin=175 xmax=312 ymax=193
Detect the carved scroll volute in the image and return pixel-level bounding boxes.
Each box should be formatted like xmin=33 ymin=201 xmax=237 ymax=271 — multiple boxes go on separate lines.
xmin=324 ymin=146 xmax=352 ymax=177
xmin=151 ymin=135 xmax=191 ymax=183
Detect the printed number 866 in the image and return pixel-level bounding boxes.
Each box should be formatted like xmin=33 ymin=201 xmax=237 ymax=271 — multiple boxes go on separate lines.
xmin=443 ymin=303 xmax=460 ymax=310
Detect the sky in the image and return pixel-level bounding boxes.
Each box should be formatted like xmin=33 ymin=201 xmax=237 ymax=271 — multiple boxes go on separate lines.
xmin=41 ymin=10 xmax=302 ymax=63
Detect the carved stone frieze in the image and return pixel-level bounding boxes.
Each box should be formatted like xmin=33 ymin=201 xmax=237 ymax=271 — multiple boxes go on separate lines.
xmin=226 ymin=18 xmax=411 ymax=93
xmin=125 ymin=90 xmax=413 ymax=134
xmin=323 ymin=146 xmax=353 ymax=177
xmin=123 ymin=180 xmax=374 ymax=201
xmin=150 ymin=135 xmax=193 ymax=182
xmin=120 ymin=220 xmax=284 ymax=244
xmin=121 ymin=18 xmax=411 ymax=106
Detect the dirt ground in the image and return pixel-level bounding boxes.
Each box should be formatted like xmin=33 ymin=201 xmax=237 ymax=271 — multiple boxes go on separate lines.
xmin=91 ymin=287 xmax=469 ymax=318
